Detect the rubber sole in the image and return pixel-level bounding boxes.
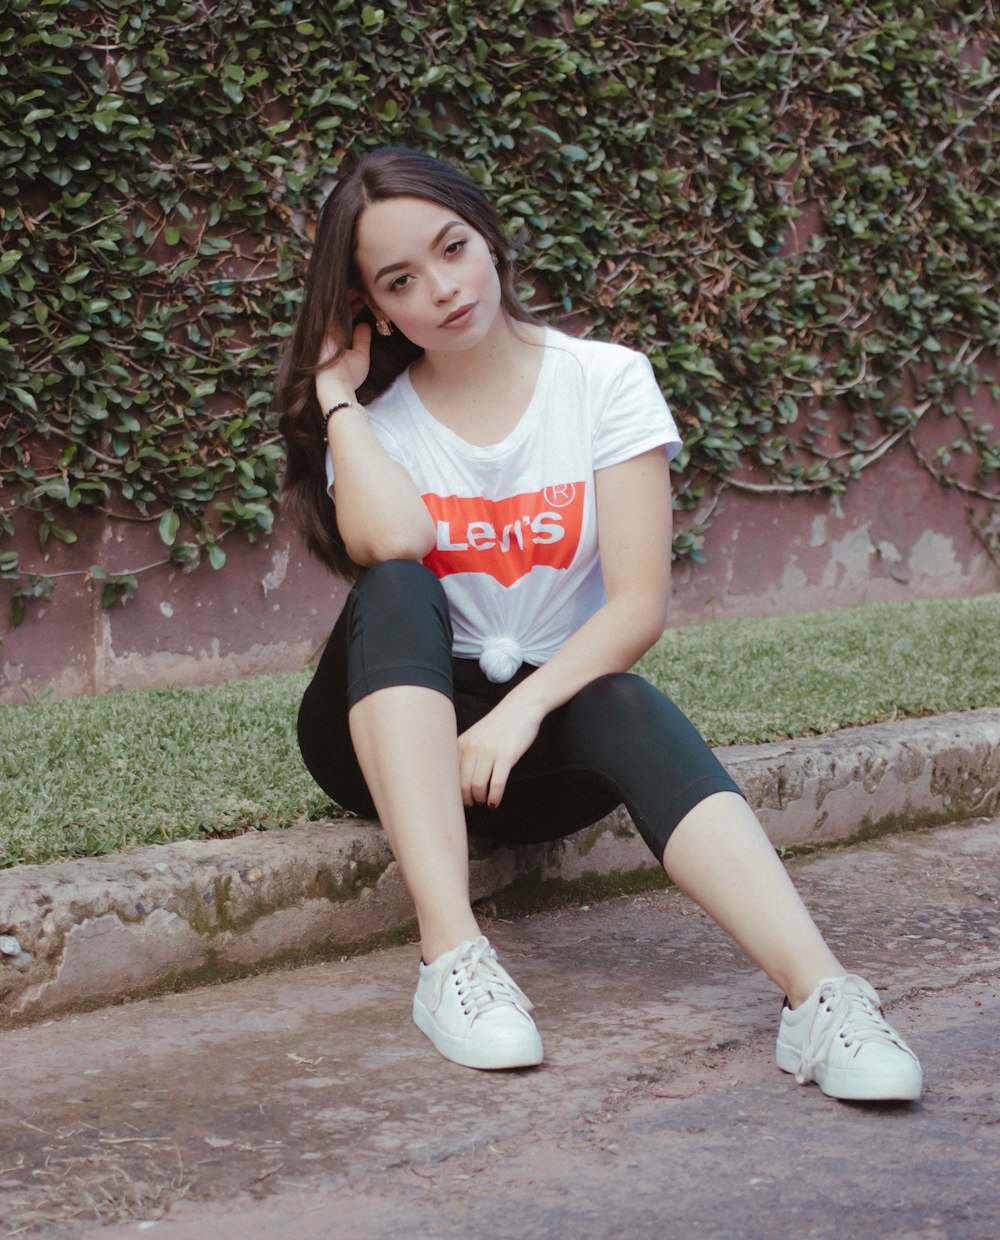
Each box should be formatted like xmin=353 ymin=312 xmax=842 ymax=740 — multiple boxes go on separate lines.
xmin=776 ymin=1036 xmax=922 ymax=1101
xmin=413 ymin=999 xmax=544 ymax=1071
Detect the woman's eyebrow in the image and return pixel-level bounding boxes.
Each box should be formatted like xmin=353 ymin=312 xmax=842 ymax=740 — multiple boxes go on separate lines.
xmin=373 ymin=219 xmax=465 ymax=283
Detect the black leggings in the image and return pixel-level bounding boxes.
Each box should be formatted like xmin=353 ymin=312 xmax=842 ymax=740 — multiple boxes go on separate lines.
xmin=297 ymin=560 xmax=743 ymax=862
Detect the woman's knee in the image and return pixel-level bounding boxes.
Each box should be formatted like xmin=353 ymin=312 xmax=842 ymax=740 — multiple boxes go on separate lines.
xmin=561 ymin=672 xmax=704 ymax=768
xmin=343 ymin=560 xmax=454 ymax=707
xmin=346 ymin=560 xmax=450 ymax=636
xmin=561 ymin=673 xmax=741 ymax=860
xmin=351 ymin=558 xmax=446 ymax=609
xmin=573 ymin=671 xmax=669 ymax=723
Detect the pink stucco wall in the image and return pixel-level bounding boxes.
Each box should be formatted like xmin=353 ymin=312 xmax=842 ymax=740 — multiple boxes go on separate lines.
xmin=671 ymin=443 xmax=998 ymax=622
xmin=0 ymin=509 xmax=347 ymax=703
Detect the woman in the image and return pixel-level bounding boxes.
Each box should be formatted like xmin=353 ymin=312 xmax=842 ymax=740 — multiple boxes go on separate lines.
xmin=278 ymin=146 xmax=922 ymax=1100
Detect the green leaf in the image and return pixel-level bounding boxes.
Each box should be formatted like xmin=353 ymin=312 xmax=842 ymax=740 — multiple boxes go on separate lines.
xmin=416 ymin=65 xmax=449 ymax=88
xmin=11 ymin=387 xmax=38 ymax=413
xmin=159 ymin=510 xmax=181 ymax=546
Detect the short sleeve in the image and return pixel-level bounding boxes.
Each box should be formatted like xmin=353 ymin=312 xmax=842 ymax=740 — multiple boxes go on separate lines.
xmin=590 ymin=347 xmax=682 ymax=470
xmin=324 ymin=416 xmax=409 ymax=497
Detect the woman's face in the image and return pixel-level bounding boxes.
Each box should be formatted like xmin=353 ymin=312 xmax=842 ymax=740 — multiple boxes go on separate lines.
xmin=353 ymin=196 xmax=502 ymax=353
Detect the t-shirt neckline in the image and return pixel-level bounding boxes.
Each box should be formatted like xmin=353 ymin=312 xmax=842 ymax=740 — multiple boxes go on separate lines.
xmin=401 ymin=327 xmax=555 ymax=459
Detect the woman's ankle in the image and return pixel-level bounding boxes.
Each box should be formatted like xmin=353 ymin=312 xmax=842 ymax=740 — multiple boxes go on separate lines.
xmin=419 ymin=919 xmax=483 ymax=966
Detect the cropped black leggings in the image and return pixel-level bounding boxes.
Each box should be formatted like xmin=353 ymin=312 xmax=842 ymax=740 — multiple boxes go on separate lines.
xmin=297 ymin=560 xmax=743 ymax=863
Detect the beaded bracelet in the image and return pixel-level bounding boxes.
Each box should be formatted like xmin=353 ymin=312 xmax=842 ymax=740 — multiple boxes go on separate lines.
xmin=321 ymin=400 xmax=366 ymax=436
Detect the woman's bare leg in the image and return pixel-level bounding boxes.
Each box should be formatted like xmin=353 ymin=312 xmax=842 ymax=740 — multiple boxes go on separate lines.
xmin=350 ymin=682 xmax=543 ymax=1069
xmin=662 ymin=792 xmax=844 ymax=1006
xmin=348 ymin=684 xmax=480 ymax=962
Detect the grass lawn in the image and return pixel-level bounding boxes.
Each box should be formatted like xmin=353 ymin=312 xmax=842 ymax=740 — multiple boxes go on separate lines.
xmin=2 ymin=593 xmax=998 ymax=868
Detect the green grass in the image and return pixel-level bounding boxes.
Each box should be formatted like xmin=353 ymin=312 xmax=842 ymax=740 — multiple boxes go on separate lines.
xmin=641 ymin=593 xmax=1000 ymax=745
xmin=1 ymin=674 xmax=327 ymax=869
xmin=2 ymin=594 xmax=998 ymax=868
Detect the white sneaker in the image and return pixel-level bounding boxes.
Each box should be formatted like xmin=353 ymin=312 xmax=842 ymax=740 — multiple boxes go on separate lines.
xmin=776 ymin=974 xmax=923 ymax=1101
xmin=413 ymin=936 xmax=543 ymax=1070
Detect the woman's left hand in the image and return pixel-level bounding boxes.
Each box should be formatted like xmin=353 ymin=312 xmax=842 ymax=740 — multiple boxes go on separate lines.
xmin=457 ymin=696 xmax=544 ymax=810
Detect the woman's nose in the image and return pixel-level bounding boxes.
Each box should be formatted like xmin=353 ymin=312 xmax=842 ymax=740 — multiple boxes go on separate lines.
xmin=430 ymin=268 xmax=458 ymax=302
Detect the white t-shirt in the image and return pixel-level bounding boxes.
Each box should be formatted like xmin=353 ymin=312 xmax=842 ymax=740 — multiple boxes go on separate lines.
xmin=326 ymin=328 xmax=681 ymax=681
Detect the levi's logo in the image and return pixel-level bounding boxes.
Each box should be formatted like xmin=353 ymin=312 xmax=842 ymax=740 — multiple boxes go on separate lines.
xmin=422 ymin=483 xmax=586 ymax=587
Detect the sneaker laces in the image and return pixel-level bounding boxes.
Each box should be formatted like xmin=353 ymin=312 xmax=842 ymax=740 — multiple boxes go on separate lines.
xmin=797 ymin=975 xmax=910 ymax=1083
xmin=434 ymin=938 xmax=534 ymax=1020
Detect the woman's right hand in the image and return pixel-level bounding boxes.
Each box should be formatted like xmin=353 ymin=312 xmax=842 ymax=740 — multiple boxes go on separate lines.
xmin=315 ymin=318 xmax=373 ymax=411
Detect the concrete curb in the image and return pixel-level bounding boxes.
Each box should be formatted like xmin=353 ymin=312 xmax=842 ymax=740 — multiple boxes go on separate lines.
xmin=2 ymin=707 xmax=999 ymax=1029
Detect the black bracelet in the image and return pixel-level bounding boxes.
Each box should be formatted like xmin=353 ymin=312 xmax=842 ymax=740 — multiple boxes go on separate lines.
xmin=321 ymin=400 xmax=363 ymax=436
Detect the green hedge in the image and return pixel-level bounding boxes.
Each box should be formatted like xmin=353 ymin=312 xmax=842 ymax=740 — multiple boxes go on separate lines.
xmin=1 ymin=0 xmax=998 ymax=623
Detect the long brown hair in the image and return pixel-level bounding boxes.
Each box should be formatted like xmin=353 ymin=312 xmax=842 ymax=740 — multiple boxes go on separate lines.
xmin=277 ymin=146 xmax=539 ymax=581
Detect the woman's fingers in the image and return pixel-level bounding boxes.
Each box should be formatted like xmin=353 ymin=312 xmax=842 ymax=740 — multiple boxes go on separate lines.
xmin=460 ymin=751 xmax=488 ymax=808
xmin=350 ymin=318 xmax=372 ymax=362
xmin=459 ymin=740 xmax=511 ymax=809
xmin=315 ymin=320 xmax=372 ymax=406
xmin=317 ymin=311 xmax=371 ymax=366
xmin=458 ymin=703 xmax=540 ymax=810
xmin=484 ymin=761 xmax=510 ymax=810
xmin=459 ymin=737 xmax=486 ymax=807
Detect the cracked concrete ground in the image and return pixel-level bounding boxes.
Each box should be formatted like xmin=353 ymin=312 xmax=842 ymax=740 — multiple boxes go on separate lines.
xmin=1 ymin=817 xmax=997 ymax=1240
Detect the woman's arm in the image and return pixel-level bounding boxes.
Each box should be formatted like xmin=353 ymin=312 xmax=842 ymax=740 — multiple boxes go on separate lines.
xmin=317 ymin=324 xmax=436 ymax=565
xmin=458 ymin=446 xmax=673 ymax=807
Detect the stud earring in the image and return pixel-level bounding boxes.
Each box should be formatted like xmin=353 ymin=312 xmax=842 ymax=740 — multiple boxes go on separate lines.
xmin=375 ymin=317 xmax=392 ymax=336
xmin=490 ymin=252 xmax=499 ymax=265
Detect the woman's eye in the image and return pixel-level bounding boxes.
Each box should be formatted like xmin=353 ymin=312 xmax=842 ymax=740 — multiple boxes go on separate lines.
xmin=445 ymin=238 xmax=467 ymax=256
xmin=389 ymin=273 xmax=411 ymax=291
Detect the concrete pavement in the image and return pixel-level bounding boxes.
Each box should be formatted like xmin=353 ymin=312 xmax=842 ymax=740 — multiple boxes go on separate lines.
xmin=0 ymin=816 xmax=998 ymax=1239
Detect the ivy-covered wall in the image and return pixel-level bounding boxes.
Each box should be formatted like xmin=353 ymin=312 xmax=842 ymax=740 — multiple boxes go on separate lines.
xmin=1 ymin=0 xmax=998 ymax=688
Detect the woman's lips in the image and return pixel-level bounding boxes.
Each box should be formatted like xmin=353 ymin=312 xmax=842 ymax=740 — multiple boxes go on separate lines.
xmin=439 ymin=303 xmax=475 ymax=328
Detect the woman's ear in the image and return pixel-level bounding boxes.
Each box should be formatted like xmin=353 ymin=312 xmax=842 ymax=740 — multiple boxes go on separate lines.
xmin=347 ymin=287 xmax=368 ymax=322
xmin=361 ymin=295 xmax=393 ymax=337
